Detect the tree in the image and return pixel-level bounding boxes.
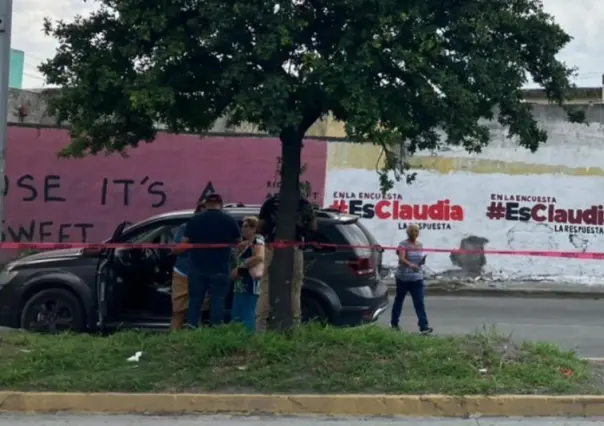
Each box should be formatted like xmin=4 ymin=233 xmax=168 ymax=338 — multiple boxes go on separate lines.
xmin=41 ymin=0 xmax=583 ymax=331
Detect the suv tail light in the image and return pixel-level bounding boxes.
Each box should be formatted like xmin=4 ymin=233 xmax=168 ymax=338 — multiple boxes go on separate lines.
xmin=346 ymin=257 xmax=375 ymax=276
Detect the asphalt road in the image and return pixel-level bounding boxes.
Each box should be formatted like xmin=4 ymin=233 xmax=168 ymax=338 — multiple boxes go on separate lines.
xmin=376 ymin=296 xmax=604 ymax=358
xmin=1 ymin=295 xmax=603 ymax=358
xmin=1 ymin=415 xmax=603 ymax=426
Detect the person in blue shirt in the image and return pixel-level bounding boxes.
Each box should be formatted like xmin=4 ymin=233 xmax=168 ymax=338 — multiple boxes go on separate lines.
xmin=170 ymin=201 xmax=205 ymax=330
xmin=390 ymin=224 xmax=433 ymax=335
xmin=230 ymin=216 xmax=265 ymax=332
xmin=176 ymin=193 xmax=241 ymax=328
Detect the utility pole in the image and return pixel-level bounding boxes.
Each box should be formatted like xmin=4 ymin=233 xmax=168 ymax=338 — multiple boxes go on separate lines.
xmin=0 ymin=0 xmax=12 ymax=242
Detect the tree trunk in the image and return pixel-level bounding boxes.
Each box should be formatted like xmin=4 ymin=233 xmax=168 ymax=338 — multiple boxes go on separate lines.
xmin=268 ymin=128 xmax=303 ymax=332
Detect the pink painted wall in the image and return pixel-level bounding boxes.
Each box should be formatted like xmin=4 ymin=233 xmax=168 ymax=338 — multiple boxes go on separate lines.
xmin=3 ymin=126 xmax=327 ymax=244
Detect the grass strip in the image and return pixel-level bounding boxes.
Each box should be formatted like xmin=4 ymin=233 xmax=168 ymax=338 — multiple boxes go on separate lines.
xmin=0 ymin=324 xmax=600 ymax=395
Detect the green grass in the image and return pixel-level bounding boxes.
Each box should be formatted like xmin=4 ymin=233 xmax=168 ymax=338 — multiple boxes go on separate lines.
xmin=0 ymin=324 xmax=600 ymax=395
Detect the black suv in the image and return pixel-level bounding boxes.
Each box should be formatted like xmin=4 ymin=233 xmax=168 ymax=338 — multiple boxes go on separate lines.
xmin=0 ymin=205 xmax=389 ymax=332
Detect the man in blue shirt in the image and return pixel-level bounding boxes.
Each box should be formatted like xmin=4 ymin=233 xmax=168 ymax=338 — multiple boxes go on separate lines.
xmin=178 ymin=193 xmax=241 ymax=327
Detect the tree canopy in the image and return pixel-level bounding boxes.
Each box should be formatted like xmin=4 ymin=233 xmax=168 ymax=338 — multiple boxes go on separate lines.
xmin=41 ymin=0 xmax=582 ymax=329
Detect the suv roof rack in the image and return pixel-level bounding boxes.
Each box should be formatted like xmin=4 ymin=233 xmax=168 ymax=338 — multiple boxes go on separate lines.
xmin=224 ymin=203 xmax=356 ymax=221
xmin=225 ymin=203 xmax=332 ymax=210
xmin=223 ymin=203 xmax=262 ymax=208
xmin=316 ymin=209 xmax=358 ymax=223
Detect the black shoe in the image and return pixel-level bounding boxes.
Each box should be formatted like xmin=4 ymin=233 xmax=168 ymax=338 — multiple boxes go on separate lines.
xmin=420 ymin=327 xmax=433 ymax=335
xmin=390 ymin=324 xmax=400 ymax=331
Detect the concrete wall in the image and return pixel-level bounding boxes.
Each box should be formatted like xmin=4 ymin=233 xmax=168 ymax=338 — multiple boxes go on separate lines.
xmin=522 ymin=86 xmax=604 ymax=105
xmin=10 ymin=86 xmax=603 ymax=134
xmin=324 ymin=104 xmax=604 ymax=285
xmin=7 ymin=89 xmax=58 ymax=125
xmin=5 ymin=88 xmax=341 ymax=137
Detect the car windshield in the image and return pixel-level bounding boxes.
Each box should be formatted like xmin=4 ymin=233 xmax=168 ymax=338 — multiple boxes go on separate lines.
xmin=129 ymin=227 xmax=167 ymax=243
xmin=102 ymin=221 xmax=171 ymax=244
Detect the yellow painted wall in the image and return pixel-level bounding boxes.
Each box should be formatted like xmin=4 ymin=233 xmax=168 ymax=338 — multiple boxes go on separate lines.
xmin=326 ymin=141 xmax=604 ymax=177
xmin=212 ymin=109 xmax=604 ymax=178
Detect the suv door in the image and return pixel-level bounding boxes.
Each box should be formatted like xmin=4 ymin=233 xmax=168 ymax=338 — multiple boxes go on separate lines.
xmin=95 ymin=221 xmax=127 ymax=329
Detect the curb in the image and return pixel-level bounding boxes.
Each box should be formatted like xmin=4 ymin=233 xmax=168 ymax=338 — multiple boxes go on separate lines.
xmin=387 ymin=286 xmax=604 ymax=299
xmin=2 ymin=392 xmax=604 ymax=417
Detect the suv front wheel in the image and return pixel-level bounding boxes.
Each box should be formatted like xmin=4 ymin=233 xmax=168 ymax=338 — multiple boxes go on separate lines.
xmin=21 ymin=288 xmax=86 ymax=333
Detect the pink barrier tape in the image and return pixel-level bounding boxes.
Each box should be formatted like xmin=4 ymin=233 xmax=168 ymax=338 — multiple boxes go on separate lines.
xmin=0 ymin=241 xmax=602 ymax=259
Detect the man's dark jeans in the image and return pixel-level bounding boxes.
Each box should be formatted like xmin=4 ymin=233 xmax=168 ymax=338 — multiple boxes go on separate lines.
xmin=390 ymin=278 xmax=429 ymax=331
xmin=187 ymin=268 xmax=230 ymax=328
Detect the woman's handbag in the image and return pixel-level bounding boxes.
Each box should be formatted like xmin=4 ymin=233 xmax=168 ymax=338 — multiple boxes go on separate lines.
xmin=237 ymin=241 xmax=264 ymax=279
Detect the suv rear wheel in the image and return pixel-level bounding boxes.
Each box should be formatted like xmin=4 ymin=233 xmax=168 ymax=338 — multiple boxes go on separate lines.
xmin=301 ymin=293 xmax=329 ymax=324
xmin=21 ymin=288 xmax=86 ymax=333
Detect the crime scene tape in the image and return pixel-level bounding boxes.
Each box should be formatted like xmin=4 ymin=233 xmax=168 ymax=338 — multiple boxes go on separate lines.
xmin=0 ymin=241 xmax=603 ymax=260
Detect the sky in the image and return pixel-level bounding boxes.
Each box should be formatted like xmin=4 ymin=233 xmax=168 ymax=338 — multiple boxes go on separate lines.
xmin=12 ymin=0 xmax=604 ymax=89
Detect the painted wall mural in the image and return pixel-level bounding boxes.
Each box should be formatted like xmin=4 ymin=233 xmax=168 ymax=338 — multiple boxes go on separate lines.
xmin=324 ymin=120 xmax=604 ymax=285
xmin=3 ymin=126 xmax=328 ymax=244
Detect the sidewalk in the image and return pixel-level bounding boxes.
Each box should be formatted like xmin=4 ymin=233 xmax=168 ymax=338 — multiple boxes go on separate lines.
xmin=385 ymin=278 xmax=604 ymax=299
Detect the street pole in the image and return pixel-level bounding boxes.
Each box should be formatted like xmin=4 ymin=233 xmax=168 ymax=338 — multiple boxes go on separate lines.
xmin=0 ymin=0 xmax=12 ymax=243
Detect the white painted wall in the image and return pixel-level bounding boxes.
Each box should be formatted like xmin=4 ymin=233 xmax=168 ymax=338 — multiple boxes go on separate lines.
xmin=435 ymin=119 xmax=604 ymax=167
xmin=324 ymin=114 xmax=604 ymax=285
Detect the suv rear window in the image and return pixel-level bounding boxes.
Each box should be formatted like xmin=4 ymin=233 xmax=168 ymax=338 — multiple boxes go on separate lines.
xmin=355 ymin=221 xmax=379 ymax=246
xmin=336 ymin=223 xmax=372 ymax=257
